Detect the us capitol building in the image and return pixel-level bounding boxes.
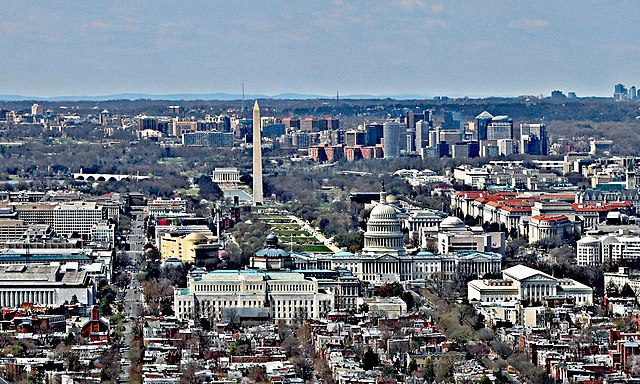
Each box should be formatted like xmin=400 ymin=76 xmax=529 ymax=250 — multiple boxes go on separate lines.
xmin=292 ymin=190 xmax=502 ymax=285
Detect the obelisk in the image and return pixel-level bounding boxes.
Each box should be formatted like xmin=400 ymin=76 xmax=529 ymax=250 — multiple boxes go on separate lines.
xmin=252 ymin=100 xmax=264 ymax=205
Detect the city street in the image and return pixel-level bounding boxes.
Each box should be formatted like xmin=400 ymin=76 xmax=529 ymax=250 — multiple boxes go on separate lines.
xmin=118 ymin=214 xmax=146 ymax=383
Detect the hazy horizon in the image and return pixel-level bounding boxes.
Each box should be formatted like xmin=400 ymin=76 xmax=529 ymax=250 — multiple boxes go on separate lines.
xmin=1 ymin=1 xmax=639 ymax=98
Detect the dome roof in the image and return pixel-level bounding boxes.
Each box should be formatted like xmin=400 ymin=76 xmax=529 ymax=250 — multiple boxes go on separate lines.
xmin=370 ymin=202 xmax=398 ymax=220
xmin=255 ymin=234 xmax=289 ymax=258
xmin=334 ymin=251 xmax=355 ymax=258
xmin=440 ymin=216 xmax=465 ymax=229
xmin=184 ymin=232 xmax=208 ymax=242
xmin=255 ymin=248 xmax=289 ymax=258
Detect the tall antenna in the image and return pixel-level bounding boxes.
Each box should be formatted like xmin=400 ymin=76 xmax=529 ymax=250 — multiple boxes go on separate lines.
xmin=241 ymin=83 xmax=245 ymax=116
xmin=336 ymin=90 xmax=339 ymax=111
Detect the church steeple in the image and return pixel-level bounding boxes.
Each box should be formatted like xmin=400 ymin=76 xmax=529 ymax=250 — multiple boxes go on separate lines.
xmin=627 ymin=161 xmax=637 ymax=190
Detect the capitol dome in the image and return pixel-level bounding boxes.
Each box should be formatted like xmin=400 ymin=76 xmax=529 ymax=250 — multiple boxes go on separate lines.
xmin=370 ymin=201 xmax=398 ymax=220
xmin=362 ymin=189 xmax=406 ymax=257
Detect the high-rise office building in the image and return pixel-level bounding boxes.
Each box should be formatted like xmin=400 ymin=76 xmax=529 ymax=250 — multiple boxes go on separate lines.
xmin=365 ymin=123 xmax=384 ymax=146
xmin=345 ymin=130 xmax=366 ymax=147
xmin=383 ymin=122 xmax=402 ymax=158
xmin=497 ymin=139 xmax=514 ymax=156
xmin=415 ymin=120 xmax=430 ymax=152
xmin=520 ymin=123 xmax=549 ymax=155
xmin=282 ymin=118 xmax=300 ymax=131
xmin=614 ymin=83 xmax=629 ymax=101
xmin=486 ymin=116 xmax=513 ymax=141
xmin=442 ymin=111 xmax=463 ymax=132
xmin=405 ymin=110 xmax=425 ymax=130
xmin=475 ymin=111 xmax=494 ymax=141
xmin=424 ymin=109 xmax=434 ymax=127
xmin=252 ymin=101 xmax=264 ymax=205
xmin=405 ymin=129 xmax=415 ymax=153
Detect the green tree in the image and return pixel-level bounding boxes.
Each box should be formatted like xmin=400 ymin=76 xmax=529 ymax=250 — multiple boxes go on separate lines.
xmin=195 ymin=175 xmax=223 ymax=201
xmin=362 ymin=347 xmax=380 ymax=370
xmin=607 ymin=280 xmax=620 ymax=297
xmin=621 ymin=283 xmax=636 ymax=298
xmin=407 ymin=359 xmax=418 ymax=373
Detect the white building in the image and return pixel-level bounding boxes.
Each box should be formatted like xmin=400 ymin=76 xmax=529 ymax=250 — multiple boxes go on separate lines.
xmin=404 ymin=209 xmax=446 ymax=239
xmin=12 ymin=202 xmax=110 ymax=238
xmin=431 ymin=216 xmax=505 ymax=255
xmin=0 ymin=264 xmax=96 ymax=307
xmin=577 ymin=233 xmax=640 ymax=266
xmin=174 ymin=269 xmax=334 ymax=323
xmin=90 ymin=221 xmax=115 ymax=245
xmin=53 ymin=202 xmax=108 ymax=237
xmin=468 ymin=264 xmax=593 ymax=305
xmin=147 ymin=198 xmax=188 ymax=217
xmin=453 ymin=166 xmax=490 ymax=189
xmin=604 ymin=267 xmax=640 ymax=295
xmin=212 ymin=167 xmax=241 ymax=186
xmin=525 ymin=215 xmax=579 ymax=245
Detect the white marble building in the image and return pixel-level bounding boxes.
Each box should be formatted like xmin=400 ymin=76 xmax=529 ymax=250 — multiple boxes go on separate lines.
xmin=468 ymin=265 xmax=593 ymax=305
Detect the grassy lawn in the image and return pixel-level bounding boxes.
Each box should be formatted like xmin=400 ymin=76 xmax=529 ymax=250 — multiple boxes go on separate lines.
xmin=259 ymin=217 xmax=295 ymax=224
xmin=269 ymin=223 xmax=303 ymax=228
xmin=273 ymin=229 xmax=312 ymax=236
xmin=319 ymin=202 xmax=333 ymax=210
xmin=185 ymin=188 xmax=200 ymax=196
xmin=56 ymin=137 xmax=80 ymax=145
xmin=158 ymin=157 xmax=184 ymax=166
xmin=295 ymin=244 xmax=333 ymax=253
xmin=282 ymin=236 xmax=320 ymax=243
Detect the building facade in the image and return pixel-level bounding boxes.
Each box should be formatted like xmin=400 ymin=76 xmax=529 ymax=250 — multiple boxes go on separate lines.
xmin=468 ymin=265 xmax=593 ymax=305
xmin=174 ymin=269 xmax=334 ymax=323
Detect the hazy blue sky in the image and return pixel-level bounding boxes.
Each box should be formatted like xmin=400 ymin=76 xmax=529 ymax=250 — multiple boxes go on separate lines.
xmin=1 ymin=1 xmax=637 ymax=97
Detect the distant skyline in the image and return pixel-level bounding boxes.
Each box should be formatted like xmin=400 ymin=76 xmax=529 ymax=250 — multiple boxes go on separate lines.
xmin=1 ymin=1 xmax=639 ymax=98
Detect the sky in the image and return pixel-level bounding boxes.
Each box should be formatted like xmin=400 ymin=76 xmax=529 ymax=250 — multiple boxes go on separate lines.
xmin=0 ymin=0 xmax=638 ymax=98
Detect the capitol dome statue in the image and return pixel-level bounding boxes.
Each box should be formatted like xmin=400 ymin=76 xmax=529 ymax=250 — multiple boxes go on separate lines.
xmin=362 ymin=186 xmax=406 ymax=257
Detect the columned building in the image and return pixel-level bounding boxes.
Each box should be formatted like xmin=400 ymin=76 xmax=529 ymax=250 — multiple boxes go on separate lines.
xmin=0 ymin=264 xmax=95 ymax=307
xmin=212 ymin=167 xmax=241 ymax=186
xmin=468 ymin=264 xmax=593 ymax=305
xmin=362 ymin=190 xmax=406 ymax=257
xmin=174 ymin=269 xmax=334 ymax=323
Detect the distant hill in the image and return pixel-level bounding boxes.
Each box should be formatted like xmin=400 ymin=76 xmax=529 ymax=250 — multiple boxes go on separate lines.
xmin=0 ymin=92 xmax=435 ymax=102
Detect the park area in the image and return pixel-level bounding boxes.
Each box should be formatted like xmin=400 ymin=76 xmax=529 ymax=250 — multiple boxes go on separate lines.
xmin=257 ymin=214 xmax=333 ymax=254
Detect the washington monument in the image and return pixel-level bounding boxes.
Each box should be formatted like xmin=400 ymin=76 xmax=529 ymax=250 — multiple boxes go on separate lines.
xmin=252 ymin=100 xmax=264 ymax=205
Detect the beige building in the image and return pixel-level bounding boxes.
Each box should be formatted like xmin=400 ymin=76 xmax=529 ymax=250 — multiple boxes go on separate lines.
xmin=160 ymin=232 xmax=219 ymax=263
